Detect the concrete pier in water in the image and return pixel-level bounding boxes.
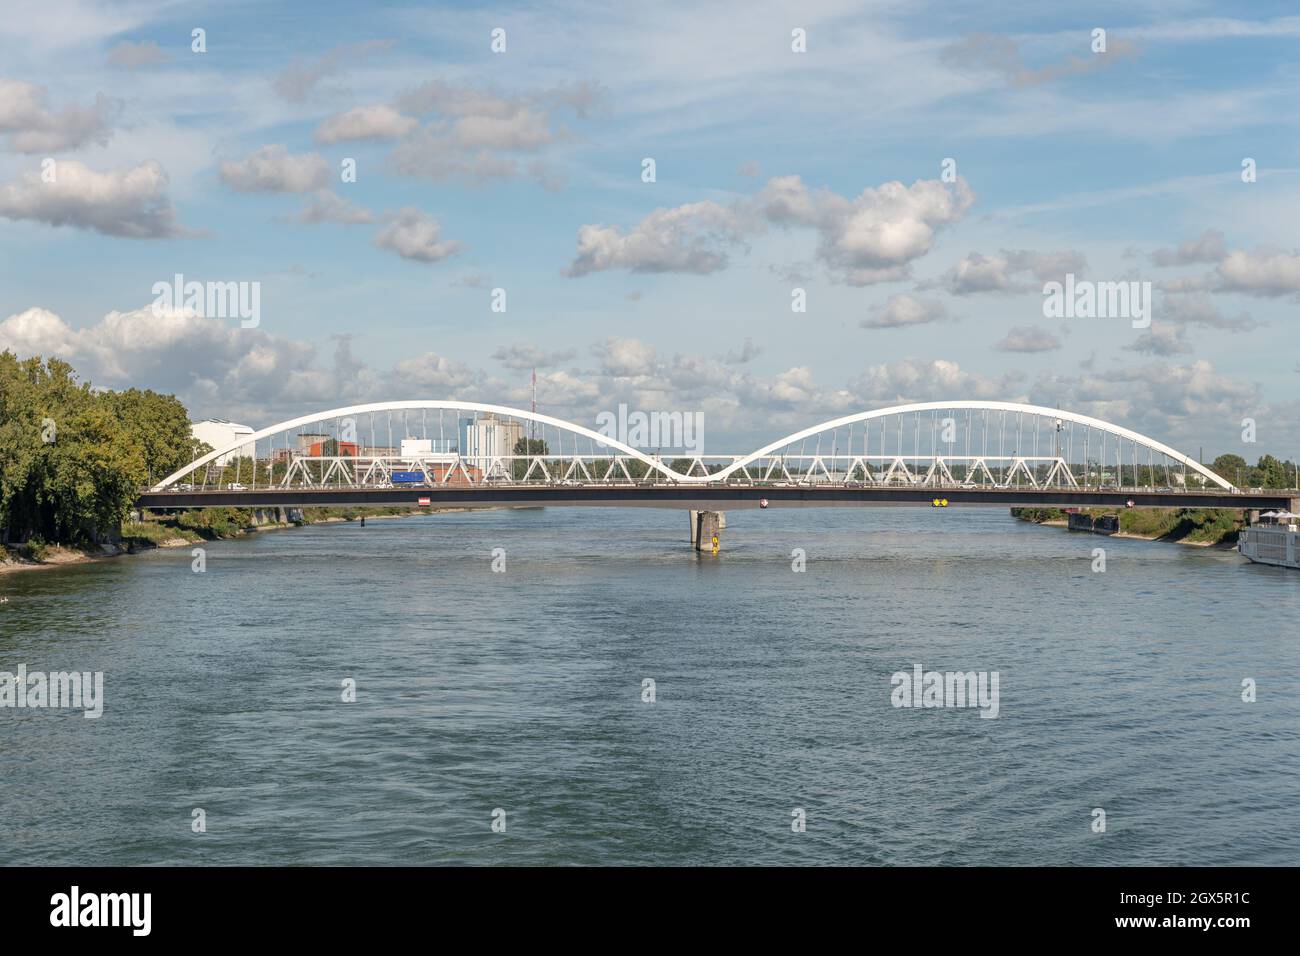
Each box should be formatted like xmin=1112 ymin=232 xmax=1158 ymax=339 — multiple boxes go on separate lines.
xmin=689 ymin=510 xmax=725 ymax=553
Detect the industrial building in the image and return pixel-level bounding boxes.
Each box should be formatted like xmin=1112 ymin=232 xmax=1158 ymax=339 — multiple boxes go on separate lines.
xmin=458 ymin=415 xmax=523 ymax=469
xmin=190 ymin=419 xmax=256 ymax=465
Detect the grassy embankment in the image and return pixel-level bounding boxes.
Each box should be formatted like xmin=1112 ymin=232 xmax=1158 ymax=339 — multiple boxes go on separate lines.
xmin=2 ymin=506 xmax=429 ymax=573
xmin=1011 ymin=507 xmax=1243 ymax=546
xmin=125 ymin=505 xmax=428 ymax=544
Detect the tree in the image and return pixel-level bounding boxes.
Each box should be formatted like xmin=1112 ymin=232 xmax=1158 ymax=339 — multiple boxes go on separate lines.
xmin=1210 ymin=454 xmax=1247 ymax=486
xmin=40 ymin=398 xmax=145 ymax=542
xmin=514 ymin=437 xmax=549 ymax=456
xmin=513 ymin=437 xmax=549 ymax=480
xmin=107 ymin=388 xmax=194 ymax=484
xmin=0 ymin=352 xmax=42 ymax=542
xmin=0 ymin=351 xmax=193 ymax=544
xmin=1248 ymin=454 xmax=1294 ymax=490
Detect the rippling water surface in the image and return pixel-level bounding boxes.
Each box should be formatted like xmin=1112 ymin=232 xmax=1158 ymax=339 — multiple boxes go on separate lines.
xmin=1 ymin=507 xmax=1297 ymax=865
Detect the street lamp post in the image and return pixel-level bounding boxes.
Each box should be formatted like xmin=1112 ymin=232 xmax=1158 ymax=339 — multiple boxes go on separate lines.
xmin=1054 ymin=418 xmax=1063 ymax=486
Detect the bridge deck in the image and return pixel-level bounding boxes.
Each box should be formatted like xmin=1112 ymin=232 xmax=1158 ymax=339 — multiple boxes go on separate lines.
xmin=137 ymin=485 xmax=1296 ymax=511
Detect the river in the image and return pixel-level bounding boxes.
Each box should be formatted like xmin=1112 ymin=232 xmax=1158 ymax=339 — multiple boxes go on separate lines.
xmin=1 ymin=507 xmax=1297 ymax=865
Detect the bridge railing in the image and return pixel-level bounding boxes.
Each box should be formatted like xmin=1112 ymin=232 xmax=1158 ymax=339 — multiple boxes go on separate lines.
xmin=157 ymin=451 xmax=1231 ymax=493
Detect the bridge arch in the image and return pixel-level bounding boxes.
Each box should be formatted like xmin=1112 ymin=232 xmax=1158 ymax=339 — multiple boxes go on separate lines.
xmin=707 ymin=400 xmax=1235 ymax=491
xmin=151 ymin=400 xmax=685 ymax=491
xmin=153 ymin=398 xmax=1234 ymax=493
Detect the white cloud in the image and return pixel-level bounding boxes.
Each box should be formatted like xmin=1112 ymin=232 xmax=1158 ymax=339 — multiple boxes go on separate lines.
xmin=0 ymin=77 xmax=118 ymax=152
xmin=0 ymin=159 xmax=185 ymax=238
xmin=1150 ymin=228 xmax=1227 ymax=266
xmin=387 ymin=80 xmax=598 ymax=186
xmin=0 ymin=306 xmax=80 ymax=356
xmin=934 ymin=251 xmax=1014 ymax=293
xmin=566 ymin=175 xmax=973 ymax=281
xmin=758 ymin=175 xmax=975 ymax=285
xmin=928 ymin=248 xmax=1087 ymax=295
xmin=492 ymin=344 xmax=577 ymax=370
xmin=389 ymin=136 xmax=521 ymax=183
xmin=3 ymin=303 xmax=1279 ymax=455
xmin=593 ymin=337 xmax=657 ymax=377
xmin=852 ymin=357 xmax=1021 ymax=403
xmin=564 ymin=201 xmax=748 ymax=277
xmin=373 ymin=207 xmax=462 ymax=262
xmin=219 ymin=145 xmax=331 ymax=193
xmin=861 ymin=293 xmax=951 ymax=329
xmin=1126 ymin=323 xmax=1191 ymax=356
xmin=390 ymin=351 xmax=478 ymax=392
xmin=1161 ymin=292 xmax=1256 ymax=331
xmin=314 ymin=104 xmax=417 ymax=144
xmin=994 ymin=326 xmax=1062 ymax=352
xmin=285 ymin=190 xmax=374 ymax=225
xmin=1215 ymin=247 xmax=1300 ymax=297
xmin=0 ymin=304 xmax=320 ymax=401
xmin=1029 ymin=359 xmax=1259 ymax=445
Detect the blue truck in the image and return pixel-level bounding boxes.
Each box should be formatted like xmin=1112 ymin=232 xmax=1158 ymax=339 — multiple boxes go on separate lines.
xmin=390 ymin=471 xmax=425 ymax=484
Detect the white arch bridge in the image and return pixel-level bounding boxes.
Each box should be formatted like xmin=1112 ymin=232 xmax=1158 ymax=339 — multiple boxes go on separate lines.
xmin=139 ymin=400 xmax=1294 ymax=514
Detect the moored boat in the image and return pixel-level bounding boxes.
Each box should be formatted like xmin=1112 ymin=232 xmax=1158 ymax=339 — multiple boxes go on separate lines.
xmin=1238 ymin=511 xmax=1300 ymax=569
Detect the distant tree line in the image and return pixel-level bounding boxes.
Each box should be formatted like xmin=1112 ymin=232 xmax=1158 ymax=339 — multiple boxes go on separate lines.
xmin=1210 ymin=453 xmax=1298 ymax=489
xmin=0 ymin=352 xmax=197 ymax=545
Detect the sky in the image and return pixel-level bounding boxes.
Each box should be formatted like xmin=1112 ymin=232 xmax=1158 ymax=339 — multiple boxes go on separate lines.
xmin=1 ymin=0 xmax=1298 ymax=459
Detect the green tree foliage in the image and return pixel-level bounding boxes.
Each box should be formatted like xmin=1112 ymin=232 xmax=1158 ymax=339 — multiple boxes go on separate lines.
xmin=1210 ymin=454 xmax=1247 ymax=485
xmin=1207 ymin=452 xmax=1297 ymax=489
xmin=514 ymin=437 xmax=549 ymax=456
xmin=106 ymin=387 xmax=194 ymax=484
xmin=0 ymin=352 xmax=43 ymax=541
xmin=512 ymin=437 xmax=549 ymax=479
xmin=1246 ymin=454 xmax=1296 ymax=489
xmin=0 ymin=352 xmax=194 ymax=544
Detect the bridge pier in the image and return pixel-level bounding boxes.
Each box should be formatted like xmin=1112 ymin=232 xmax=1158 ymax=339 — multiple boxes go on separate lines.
xmin=689 ymin=510 xmax=725 ymax=553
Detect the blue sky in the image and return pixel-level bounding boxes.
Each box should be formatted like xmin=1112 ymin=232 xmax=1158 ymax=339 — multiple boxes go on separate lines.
xmin=1 ymin=0 xmax=1298 ymax=457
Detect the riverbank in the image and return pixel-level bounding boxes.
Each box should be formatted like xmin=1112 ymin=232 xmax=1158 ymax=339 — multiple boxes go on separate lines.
xmin=0 ymin=506 xmax=500 ymax=576
xmin=0 ymin=541 xmax=150 ymax=574
xmin=1011 ymin=506 xmax=1243 ymax=547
